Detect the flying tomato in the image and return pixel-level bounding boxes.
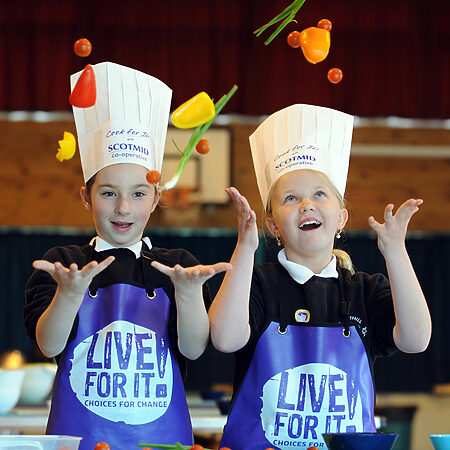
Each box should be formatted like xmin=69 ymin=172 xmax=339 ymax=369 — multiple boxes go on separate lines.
xmin=74 ymin=38 xmax=92 ymax=57
xmin=287 ymin=31 xmax=302 ymax=48
xmin=196 ymin=139 xmax=210 ymax=154
xmin=317 ymin=19 xmax=332 ymax=31
xmin=94 ymin=443 xmax=110 ymax=450
xmin=327 ymin=68 xmax=343 ymax=83
xmin=146 ymin=170 xmax=162 ymax=184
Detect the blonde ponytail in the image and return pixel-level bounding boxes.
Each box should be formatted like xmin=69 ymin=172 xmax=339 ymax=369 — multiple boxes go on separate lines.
xmin=333 ymin=249 xmax=355 ymax=274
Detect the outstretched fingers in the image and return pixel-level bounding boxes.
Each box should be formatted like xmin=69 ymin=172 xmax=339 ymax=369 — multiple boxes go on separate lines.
xmin=150 ymin=260 xmax=173 ymax=276
xmin=368 ymin=215 xmax=382 ymax=232
xmin=226 ymin=187 xmax=256 ymax=230
xmin=201 ymin=262 xmax=233 ymax=275
xmin=81 ymin=256 xmax=115 ymax=278
xmin=394 ymin=199 xmax=423 ymax=225
xmin=32 ymin=259 xmax=58 ymax=275
xmin=32 ymin=256 xmax=115 ymax=287
xmin=384 ymin=203 xmax=395 ymax=222
xmin=151 ymin=260 xmax=232 ymax=283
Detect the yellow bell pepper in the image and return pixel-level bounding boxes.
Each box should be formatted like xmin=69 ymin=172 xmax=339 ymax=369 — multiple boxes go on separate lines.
xmin=171 ymin=92 xmax=215 ymax=129
xmin=299 ymin=27 xmax=331 ymax=64
xmin=56 ymin=131 xmax=76 ymax=162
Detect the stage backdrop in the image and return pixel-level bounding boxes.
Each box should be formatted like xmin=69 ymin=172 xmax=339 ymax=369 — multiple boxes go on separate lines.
xmin=0 ymin=0 xmax=449 ymax=118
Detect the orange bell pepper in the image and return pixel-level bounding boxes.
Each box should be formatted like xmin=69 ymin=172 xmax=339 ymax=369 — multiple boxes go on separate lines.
xmin=299 ymin=27 xmax=330 ymax=64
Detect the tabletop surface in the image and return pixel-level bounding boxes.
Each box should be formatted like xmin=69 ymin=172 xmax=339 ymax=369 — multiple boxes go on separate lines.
xmin=0 ymin=396 xmax=227 ymax=435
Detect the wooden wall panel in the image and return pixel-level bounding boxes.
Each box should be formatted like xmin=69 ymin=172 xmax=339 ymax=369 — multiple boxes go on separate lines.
xmin=0 ymin=120 xmax=448 ymax=231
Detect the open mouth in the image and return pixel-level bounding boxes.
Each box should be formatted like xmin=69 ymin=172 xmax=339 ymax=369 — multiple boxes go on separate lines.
xmin=112 ymin=221 xmax=133 ymax=231
xmin=298 ymin=220 xmax=321 ymax=231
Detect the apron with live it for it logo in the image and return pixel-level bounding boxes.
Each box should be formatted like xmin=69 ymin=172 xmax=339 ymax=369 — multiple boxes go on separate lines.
xmin=220 ymin=271 xmax=376 ymax=450
xmin=47 ymin=251 xmax=192 ymax=450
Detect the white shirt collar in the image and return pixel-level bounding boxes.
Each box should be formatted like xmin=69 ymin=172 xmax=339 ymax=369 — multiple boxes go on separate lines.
xmin=278 ymin=249 xmax=338 ymax=284
xmin=89 ymin=236 xmax=152 ymax=258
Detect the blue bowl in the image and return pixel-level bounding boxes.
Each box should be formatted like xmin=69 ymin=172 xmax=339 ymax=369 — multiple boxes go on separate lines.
xmin=322 ymin=432 xmax=398 ymax=450
xmin=430 ymin=434 xmax=450 ymax=450
xmin=199 ymin=389 xmax=225 ymax=401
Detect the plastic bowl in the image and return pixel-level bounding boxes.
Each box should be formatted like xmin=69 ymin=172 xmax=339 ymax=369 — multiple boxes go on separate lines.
xmin=0 ymin=435 xmax=82 ymax=449
xmin=322 ymin=432 xmax=398 ymax=450
xmin=430 ymin=434 xmax=450 ymax=450
xmin=0 ymin=369 xmax=25 ymax=414
xmin=18 ymin=363 xmax=57 ymax=405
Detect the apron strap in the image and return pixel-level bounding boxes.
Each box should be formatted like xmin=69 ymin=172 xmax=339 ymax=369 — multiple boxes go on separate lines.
xmin=86 ymin=243 xmax=99 ymax=298
xmin=277 ymin=266 xmax=293 ymax=333
xmin=141 ymin=249 xmax=157 ymax=299
xmin=337 ymin=266 xmax=352 ymax=337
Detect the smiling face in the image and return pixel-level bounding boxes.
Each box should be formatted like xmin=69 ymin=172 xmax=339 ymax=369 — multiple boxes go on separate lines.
xmin=80 ymin=163 xmax=161 ymax=247
xmin=266 ymin=169 xmax=348 ymax=268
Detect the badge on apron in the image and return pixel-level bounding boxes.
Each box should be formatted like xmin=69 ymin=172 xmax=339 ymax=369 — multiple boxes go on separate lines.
xmin=295 ymin=309 xmax=310 ymax=323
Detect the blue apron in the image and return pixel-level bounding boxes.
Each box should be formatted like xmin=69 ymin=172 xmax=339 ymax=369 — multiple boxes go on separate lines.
xmin=47 ymin=250 xmax=193 ymax=449
xmin=220 ymin=272 xmax=376 ymax=450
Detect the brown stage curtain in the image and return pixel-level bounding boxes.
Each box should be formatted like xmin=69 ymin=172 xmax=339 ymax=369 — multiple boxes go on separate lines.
xmin=0 ymin=0 xmax=449 ymax=118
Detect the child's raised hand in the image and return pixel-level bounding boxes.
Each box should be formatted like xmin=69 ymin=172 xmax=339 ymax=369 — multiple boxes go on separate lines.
xmin=368 ymin=199 xmax=423 ymax=256
xmin=226 ymin=187 xmax=258 ymax=251
xmin=32 ymin=256 xmax=115 ymax=297
xmin=151 ymin=261 xmax=232 ymax=293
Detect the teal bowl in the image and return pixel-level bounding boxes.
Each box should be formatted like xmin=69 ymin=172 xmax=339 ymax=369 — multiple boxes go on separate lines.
xmin=322 ymin=432 xmax=398 ymax=450
xmin=430 ymin=435 xmax=450 ymax=450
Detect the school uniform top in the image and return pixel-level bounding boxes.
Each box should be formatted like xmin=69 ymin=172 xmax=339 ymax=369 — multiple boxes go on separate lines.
xmin=232 ymin=252 xmax=396 ymax=393
xmin=24 ymin=237 xmax=211 ymax=375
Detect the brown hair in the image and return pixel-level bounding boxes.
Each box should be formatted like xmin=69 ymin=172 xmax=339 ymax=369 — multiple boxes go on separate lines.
xmin=265 ymin=169 xmax=355 ymax=274
xmin=85 ymin=174 xmax=97 ymax=196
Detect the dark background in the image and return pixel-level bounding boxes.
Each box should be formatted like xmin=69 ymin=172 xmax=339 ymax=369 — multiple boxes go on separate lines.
xmin=0 ymin=0 xmax=449 ymax=118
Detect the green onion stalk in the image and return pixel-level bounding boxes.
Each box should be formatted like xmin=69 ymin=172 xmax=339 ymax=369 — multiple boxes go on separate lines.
xmin=161 ymin=85 xmax=238 ymax=191
xmin=254 ymin=0 xmax=307 ymax=45
xmin=138 ymin=443 xmax=214 ymax=450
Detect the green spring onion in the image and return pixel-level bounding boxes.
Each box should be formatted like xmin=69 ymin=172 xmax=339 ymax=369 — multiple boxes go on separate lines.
xmin=254 ymin=0 xmax=307 ymax=45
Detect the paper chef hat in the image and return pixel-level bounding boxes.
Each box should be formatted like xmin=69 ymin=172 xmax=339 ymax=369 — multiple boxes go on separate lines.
xmin=249 ymin=104 xmax=354 ymax=208
xmin=70 ymin=62 xmax=172 ymax=183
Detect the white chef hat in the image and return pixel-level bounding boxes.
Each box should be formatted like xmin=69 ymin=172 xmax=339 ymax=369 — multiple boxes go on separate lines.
xmin=70 ymin=62 xmax=172 ymax=183
xmin=249 ymin=104 xmax=354 ymax=208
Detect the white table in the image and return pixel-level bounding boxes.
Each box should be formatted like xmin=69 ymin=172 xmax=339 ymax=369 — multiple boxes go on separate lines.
xmin=0 ymin=401 xmax=227 ymax=435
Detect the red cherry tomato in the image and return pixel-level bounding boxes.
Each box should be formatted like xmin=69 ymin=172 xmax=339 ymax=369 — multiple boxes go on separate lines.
xmin=189 ymin=445 xmax=204 ymax=450
xmin=196 ymin=138 xmax=210 ymax=154
xmin=327 ymin=68 xmax=343 ymax=84
xmin=146 ymin=170 xmax=162 ymax=184
xmin=317 ymin=19 xmax=332 ymax=31
xmin=287 ymin=31 xmax=302 ymax=48
xmin=307 ymin=447 xmax=320 ymax=450
xmin=74 ymin=38 xmax=92 ymax=57
xmin=94 ymin=443 xmax=110 ymax=450
xmin=219 ymin=448 xmax=232 ymax=450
